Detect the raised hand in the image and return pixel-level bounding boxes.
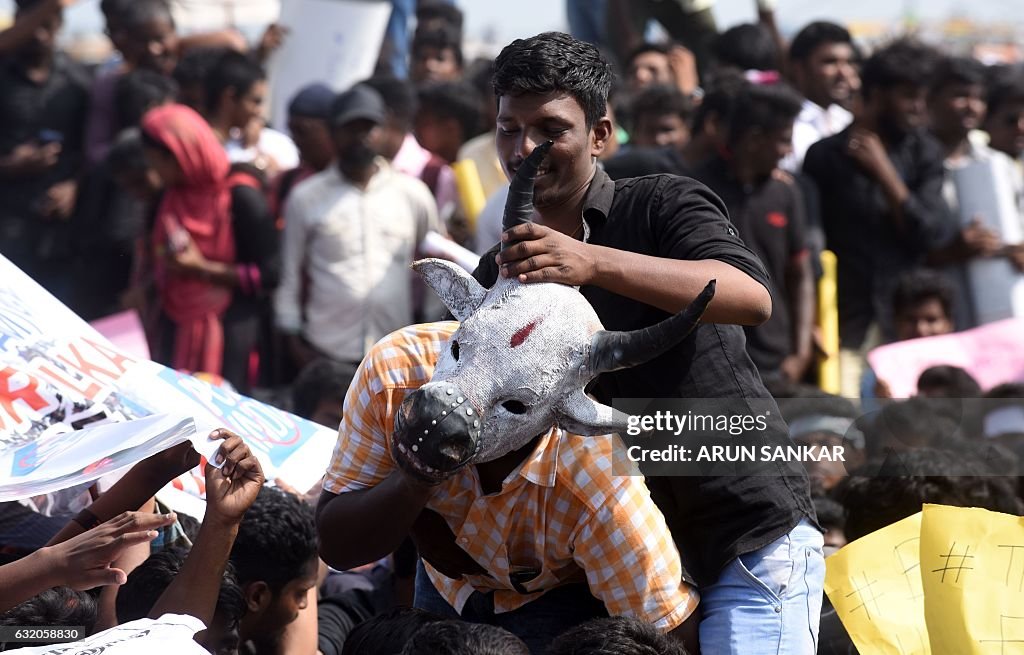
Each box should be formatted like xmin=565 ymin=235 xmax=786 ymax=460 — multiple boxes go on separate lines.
xmin=204 ymin=429 xmax=265 ymax=525
xmin=496 ymin=223 xmax=597 ymax=285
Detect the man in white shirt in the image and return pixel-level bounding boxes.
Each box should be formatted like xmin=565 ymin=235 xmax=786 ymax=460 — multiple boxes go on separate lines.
xmin=781 ymin=21 xmax=859 ymax=172
xmin=274 ymin=84 xmax=441 ymax=368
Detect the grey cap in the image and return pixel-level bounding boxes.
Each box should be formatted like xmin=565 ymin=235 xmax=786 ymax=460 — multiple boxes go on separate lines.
xmin=330 ymin=84 xmax=387 ymax=127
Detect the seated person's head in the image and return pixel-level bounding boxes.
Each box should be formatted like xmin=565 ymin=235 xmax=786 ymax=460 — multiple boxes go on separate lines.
xmin=928 ymin=56 xmax=987 ymax=141
xmin=867 ymin=396 xmax=961 ymax=454
xmin=414 ymin=81 xmax=482 ymax=162
xmin=116 ymin=547 xmax=245 ymax=654
xmin=115 ymin=69 xmax=180 ymax=131
xmin=725 ymin=81 xmax=804 ymax=179
xmin=814 ymin=495 xmax=847 ymax=555
xmin=983 ymin=66 xmax=1024 ymax=159
xmin=400 ymin=620 xmax=529 ymax=655
xmin=14 ymin=0 xmax=63 ymax=59
xmin=628 ymin=85 xmax=692 ymax=152
xmin=917 ymin=365 xmax=981 ymax=400
xmin=859 ymin=39 xmax=940 ymax=137
xmin=780 ymin=392 xmax=864 ymax=494
xmin=787 ymin=21 xmax=859 ymax=110
xmin=546 ymin=616 xmax=688 ymax=655
xmin=410 ymin=25 xmax=464 ymax=84
xmin=173 ymin=47 xmax=229 ymax=112
xmin=891 ymin=269 xmax=954 ymax=341
xmin=115 ymin=0 xmax=179 ymax=76
xmin=110 ymin=128 xmax=163 ymax=200
xmin=0 ymin=587 xmax=97 ymax=647
xmin=712 ymin=23 xmax=778 ymax=73
xmin=415 ymin=1 xmax=464 ymax=37
xmin=291 ymin=358 xmax=358 ymax=428
xmin=625 ymin=43 xmax=674 ymax=93
xmin=204 ymin=51 xmax=267 ymax=132
xmin=341 ymin=607 xmax=444 ymax=655
xmin=286 ymin=83 xmax=336 ymax=172
xmin=361 ymin=76 xmax=418 ymax=161
xmin=230 ymin=486 xmax=319 ymax=643
xmin=688 ymin=72 xmax=745 ymax=156
xmin=836 ymin=447 xmax=1021 ymax=540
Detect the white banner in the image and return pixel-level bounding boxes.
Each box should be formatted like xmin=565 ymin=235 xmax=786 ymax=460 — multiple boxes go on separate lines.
xmin=4 ymin=614 xmax=208 ymax=654
xmin=0 ymin=255 xmax=337 ymax=501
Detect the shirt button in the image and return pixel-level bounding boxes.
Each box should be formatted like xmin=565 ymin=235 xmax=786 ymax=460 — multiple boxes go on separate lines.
xmin=774 ymin=605 xmax=782 ymax=613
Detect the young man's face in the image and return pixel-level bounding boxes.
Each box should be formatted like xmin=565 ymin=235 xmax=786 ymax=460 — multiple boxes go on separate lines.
xmin=739 ymin=126 xmax=795 ymax=177
xmin=19 ymin=10 xmax=61 ymax=59
xmin=930 ymin=82 xmax=987 ymax=138
xmin=496 ymin=91 xmax=610 ymax=209
xmin=229 ymin=80 xmax=268 ymax=131
xmin=413 ymin=111 xmax=455 ymax=161
xmin=411 ymin=46 xmax=462 ymax=84
xmin=795 ymin=41 xmax=859 ymax=108
xmin=626 ymin=51 xmax=672 ymax=93
xmin=894 ymin=298 xmax=953 ymax=341
xmin=633 ymin=112 xmax=689 ymax=152
xmin=877 ymin=83 xmax=929 ymax=134
xmin=288 ymin=115 xmax=334 ymax=170
xmin=984 ymin=99 xmax=1024 ymax=159
xmin=240 ymin=561 xmax=318 ymax=641
xmin=123 ymin=16 xmax=179 ymax=76
xmin=332 ymin=119 xmax=382 ymax=169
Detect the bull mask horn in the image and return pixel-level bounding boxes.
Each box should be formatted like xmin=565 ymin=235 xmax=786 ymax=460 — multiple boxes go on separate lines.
xmin=588 ymin=280 xmax=717 ymax=374
xmin=500 ymin=140 xmax=553 ymax=250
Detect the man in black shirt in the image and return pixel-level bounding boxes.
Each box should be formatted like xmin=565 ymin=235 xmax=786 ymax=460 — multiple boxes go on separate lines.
xmin=803 ymin=39 xmax=955 ymax=397
xmin=0 ymin=0 xmax=88 ymax=303
xmin=462 ymin=32 xmax=820 ymax=654
xmin=693 ymin=81 xmax=814 ymax=384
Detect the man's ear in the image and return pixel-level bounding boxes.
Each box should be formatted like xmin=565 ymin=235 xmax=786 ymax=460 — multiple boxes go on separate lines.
xmin=591 ymin=116 xmax=613 ymax=158
xmin=244 ymin=581 xmax=272 ymax=615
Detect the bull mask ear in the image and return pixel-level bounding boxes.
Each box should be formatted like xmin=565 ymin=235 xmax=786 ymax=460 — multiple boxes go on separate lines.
xmin=412 ymin=258 xmax=487 ymax=321
xmin=555 ymin=390 xmax=632 ymax=435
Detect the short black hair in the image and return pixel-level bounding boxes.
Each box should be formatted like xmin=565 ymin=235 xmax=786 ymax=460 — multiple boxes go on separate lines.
xmin=108 ymin=128 xmax=147 ymax=176
xmin=713 ymin=23 xmax=778 ymax=72
xmin=494 ymin=31 xmax=612 ymax=128
xmin=813 ymin=495 xmax=845 ymax=532
xmin=291 ymin=358 xmax=358 ymax=421
xmin=361 ymin=76 xmax=418 ymax=128
xmin=836 ymin=448 xmax=1022 ymax=540
xmin=116 ymin=547 xmax=246 ymax=626
xmin=866 ymin=396 xmax=962 ymax=454
xmin=891 ymin=268 xmax=954 ymax=319
xmin=173 ymin=47 xmax=228 ymax=89
xmin=917 ymin=365 xmax=982 ymax=399
xmin=788 ymin=21 xmax=853 ymax=62
xmin=691 ymin=70 xmax=745 ymax=135
xmin=726 ymin=80 xmax=803 ymax=144
xmin=118 ymin=0 xmax=173 ymax=29
xmin=626 ymin=41 xmax=672 ymax=66
xmin=411 ymin=25 xmax=464 ymax=67
xmin=204 ymin=50 xmax=266 ymax=114
xmin=860 ymin=38 xmax=939 ymax=99
xmin=15 ymin=0 xmax=49 ymax=12
xmin=546 ymin=616 xmax=688 ymax=655
xmin=115 ymin=69 xmax=179 ymax=130
xmin=417 ymin=81 xmax=483 ymax=139
xmin=415 ymin=0 xmax=464 ymax=33
xmin=0 ymin=588 xmax=97 ymax=643
xmin=400 ymin=620 xmax=529 ymax=655
xmin=985 ymin=67 xmax=1024 ymax=117
xmin=341 ymin=608 xmax=445 ymax=655
xmin=630 ymin=84 xmax=693 ymax=128
xmin=930 ymin=56 xmax=987 ymax=95
xmin=230 ymin=486 xmax=318 ymax=593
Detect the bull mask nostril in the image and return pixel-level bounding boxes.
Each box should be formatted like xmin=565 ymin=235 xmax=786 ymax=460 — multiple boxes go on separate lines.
xmin=502 ymin=400 xmax=527 ymax=415
xmin=451 ymin=340 xmax=460 ymax=361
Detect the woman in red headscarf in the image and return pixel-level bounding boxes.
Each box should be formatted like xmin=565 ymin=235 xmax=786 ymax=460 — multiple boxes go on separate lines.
xmin=140 ymin=103 xmax=278 ymax=388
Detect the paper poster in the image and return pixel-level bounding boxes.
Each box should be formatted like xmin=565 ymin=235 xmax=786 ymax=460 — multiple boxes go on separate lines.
xmin=867 ymin=318 xmax=1024 ymax=399
xmin=90 ymin=310 xmax=151 ymax=360
xmin=3 ymin=614 xmax=208 ymax=654
xmin=0 ymin=255 xmax=337 ymax=499
xmin=825 ymin=512 xmax=930 ymax=654
xmin=267 ymin=0 xmax=392 ymax=129
xmin=921 ymin=504 xmax=1024 ymax=655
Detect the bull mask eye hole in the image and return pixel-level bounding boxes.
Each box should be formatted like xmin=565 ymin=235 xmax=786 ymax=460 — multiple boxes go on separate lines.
xmin=502 ymin=400 xmax=527 ymax=415
xmin=451 ymin=340 xmax=460 ymax=361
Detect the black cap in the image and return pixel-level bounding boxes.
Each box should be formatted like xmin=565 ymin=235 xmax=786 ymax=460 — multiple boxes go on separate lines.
xmin=288 ymin=83 xmax=335 ymax=120
xmin=330 ymin=84 xmax=386 ymax=127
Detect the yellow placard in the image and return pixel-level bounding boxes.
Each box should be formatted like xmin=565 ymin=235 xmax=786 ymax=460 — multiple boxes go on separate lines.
xmin=825 ymin=512 xmax=930 ymax=654
xmin=921 ymin=504 xmax=1024 ymax=655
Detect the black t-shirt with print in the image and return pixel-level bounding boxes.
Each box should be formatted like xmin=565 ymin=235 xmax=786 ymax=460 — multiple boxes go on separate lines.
xmin=473 ymin=170 xmax=815 ymax=586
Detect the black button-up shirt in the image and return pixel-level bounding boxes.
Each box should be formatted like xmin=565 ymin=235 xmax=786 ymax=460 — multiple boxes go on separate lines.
xmin=473 ymin=170 xmax=814 ymax=586
xmin=803 ymin=127 xmax=955 ymax=348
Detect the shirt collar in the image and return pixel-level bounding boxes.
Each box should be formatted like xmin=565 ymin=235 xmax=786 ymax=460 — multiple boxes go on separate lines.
xmin=582 ymin=166 xmax=614 ymax=224
xmin=516 ymin=427 xmax=563 ymax=488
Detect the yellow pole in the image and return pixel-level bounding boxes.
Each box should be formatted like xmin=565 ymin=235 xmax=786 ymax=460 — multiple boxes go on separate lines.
xmin=818 ymin=250 xmax=841 ymax=394
xmin=452 ymin=159 xmax=487 ymax=231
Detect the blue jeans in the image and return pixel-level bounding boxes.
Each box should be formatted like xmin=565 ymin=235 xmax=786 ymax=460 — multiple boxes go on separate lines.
xmin=699 ymin=519 xmax=825 ymax=654
xmin=414 ymin=561 xmax=607 ymax=654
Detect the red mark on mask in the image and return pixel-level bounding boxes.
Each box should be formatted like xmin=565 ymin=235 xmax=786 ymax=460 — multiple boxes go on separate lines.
xmin=510 ymin=319 xmax=541 ymax=348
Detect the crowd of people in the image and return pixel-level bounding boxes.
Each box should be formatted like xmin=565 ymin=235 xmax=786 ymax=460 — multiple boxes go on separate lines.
xmin=2 ymin=0 xmax=1024 ymax=653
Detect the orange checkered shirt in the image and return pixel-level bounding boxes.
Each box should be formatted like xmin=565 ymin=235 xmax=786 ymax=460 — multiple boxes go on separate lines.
xmin=323 ymin=322 xmax=699 ymax=631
